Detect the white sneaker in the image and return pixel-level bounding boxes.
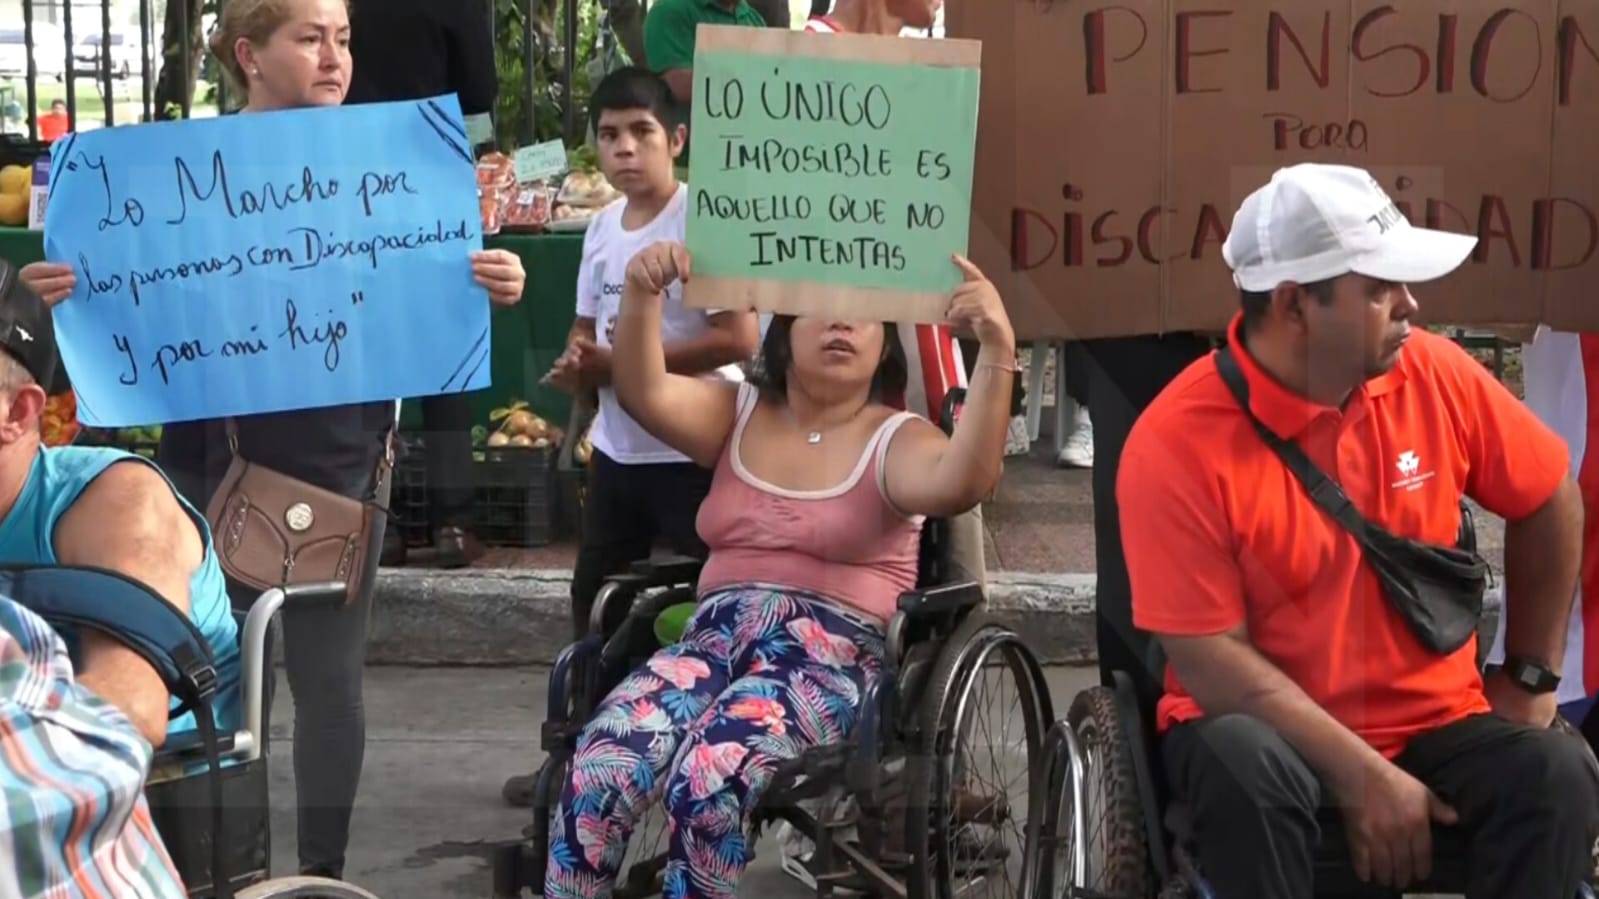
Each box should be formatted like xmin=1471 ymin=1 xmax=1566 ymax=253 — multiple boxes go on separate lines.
xmin=1057 ymin=407 xmax=1094 ymax=468
xmin=1003 ymin=414 xmax=1031 ymax=457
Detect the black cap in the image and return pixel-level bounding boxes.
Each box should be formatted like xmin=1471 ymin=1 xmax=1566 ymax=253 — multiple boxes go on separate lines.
xmin=0 ymin=258 xmax=68 ymax=396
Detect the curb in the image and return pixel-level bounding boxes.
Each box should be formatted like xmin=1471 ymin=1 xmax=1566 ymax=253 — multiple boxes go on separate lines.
xmin=366 ymin=567 xmax=1507 ymax=668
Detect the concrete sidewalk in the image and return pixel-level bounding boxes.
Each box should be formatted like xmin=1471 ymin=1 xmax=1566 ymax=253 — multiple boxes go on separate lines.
xmin=365 ymin=565 xmax=1507 ymax=667
xmin=268 ymin=665 xmax=1104 ymax=899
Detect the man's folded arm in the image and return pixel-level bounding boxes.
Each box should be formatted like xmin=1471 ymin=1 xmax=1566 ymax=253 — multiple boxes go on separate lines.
xmin=1117 ymin=429 xmax=1386 ymax=793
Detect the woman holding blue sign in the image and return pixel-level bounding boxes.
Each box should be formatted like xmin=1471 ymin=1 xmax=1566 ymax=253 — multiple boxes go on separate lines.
xmin=19 ymin=0 xmax=528 ymax=881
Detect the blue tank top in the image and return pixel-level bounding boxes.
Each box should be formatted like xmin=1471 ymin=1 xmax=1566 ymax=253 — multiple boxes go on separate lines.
xmin=0 ymin=447 xmax=242 ymax=744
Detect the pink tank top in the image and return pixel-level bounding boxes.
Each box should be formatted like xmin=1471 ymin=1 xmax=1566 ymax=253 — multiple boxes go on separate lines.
xmin=695 ymin=382 xmax=926 ymax=623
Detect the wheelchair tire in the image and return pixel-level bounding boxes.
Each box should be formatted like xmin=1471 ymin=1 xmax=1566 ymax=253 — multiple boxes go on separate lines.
xmin=903 ymin=611 xmax=1052 ymax=899
xmin=1036 ymin=686 xmax=1151 ymax=899
xmin=233 ymin=876 xmax=381 ymax=899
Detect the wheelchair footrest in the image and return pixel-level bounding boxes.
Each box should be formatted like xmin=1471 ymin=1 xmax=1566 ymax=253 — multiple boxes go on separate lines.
xmin=767 ymin=743 xmax=854 ymax=805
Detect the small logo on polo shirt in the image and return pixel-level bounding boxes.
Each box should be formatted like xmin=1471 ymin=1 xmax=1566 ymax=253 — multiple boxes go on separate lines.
xmin=1397 ymin=451 xmax=1420 ymax=476
xmin=1392 ymin=449 xmax=1435 ymax=491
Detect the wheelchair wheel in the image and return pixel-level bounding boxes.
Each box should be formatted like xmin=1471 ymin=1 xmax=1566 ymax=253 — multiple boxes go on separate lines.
xmin=234 ymin=876 xmax=381 ymax=898
xmin=1033 ymin=686 xmax=1151 ymax=899
xmin=904 ymin=611 xmax=1053 ymax=899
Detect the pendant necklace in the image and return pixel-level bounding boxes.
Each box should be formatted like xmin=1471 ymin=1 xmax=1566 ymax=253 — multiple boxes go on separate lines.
xmin=786 ymin=402 xmax=865 ymax=445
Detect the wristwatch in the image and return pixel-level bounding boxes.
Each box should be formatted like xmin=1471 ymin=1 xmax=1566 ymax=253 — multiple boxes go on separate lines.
xmin=1503 ymin=656 xmax=1561 ymax=694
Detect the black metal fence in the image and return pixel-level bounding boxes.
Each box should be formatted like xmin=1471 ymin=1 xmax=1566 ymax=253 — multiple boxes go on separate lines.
xmin=6 ymin=0 xmax=173 ymax=140
xmin=2 ymin=0 xmax=571 ymax=147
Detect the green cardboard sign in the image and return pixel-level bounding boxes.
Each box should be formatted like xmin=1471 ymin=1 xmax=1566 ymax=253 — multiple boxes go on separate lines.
xmin=683 ymin=25 xmax=982 ymax=323
xmin=514 ymin=139 xmax=570 ymax=183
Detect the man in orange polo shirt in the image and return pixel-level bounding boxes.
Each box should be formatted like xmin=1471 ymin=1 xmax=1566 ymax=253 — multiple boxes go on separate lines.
xmin=1119 ymin=163 xmax=1598 ymax=897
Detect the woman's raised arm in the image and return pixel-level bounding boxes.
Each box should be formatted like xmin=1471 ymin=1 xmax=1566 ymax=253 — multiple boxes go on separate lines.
xmin=882 ymin=254 xmax=1017 ymax=519
xmin=611 ymin=241 xmax=740 ymax=469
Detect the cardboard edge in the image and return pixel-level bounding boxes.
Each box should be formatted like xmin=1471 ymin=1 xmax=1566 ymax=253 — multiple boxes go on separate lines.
xmin=684 ymin=276 xmax=951 ymax=324
xmin=694 ymin=23 xmax=981 ymax=69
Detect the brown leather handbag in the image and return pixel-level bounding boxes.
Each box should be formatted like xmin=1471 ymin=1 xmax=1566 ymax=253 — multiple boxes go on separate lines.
xmin=205 ymin=418 xmax=394 ymax=606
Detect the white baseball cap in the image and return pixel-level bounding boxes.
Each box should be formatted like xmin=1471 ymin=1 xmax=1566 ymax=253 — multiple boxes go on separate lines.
xmin=1222 ymin=163 xmax=1479 ymax=292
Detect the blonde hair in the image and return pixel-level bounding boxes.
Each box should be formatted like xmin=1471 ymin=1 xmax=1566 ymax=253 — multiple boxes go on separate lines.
xmin=207 ymin=0 xmax=348 ymax=96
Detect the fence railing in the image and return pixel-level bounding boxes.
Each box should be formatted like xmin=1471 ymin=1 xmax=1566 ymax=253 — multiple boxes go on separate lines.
xmin=2 ymin=0 xmax=574 ymax=148
xmin=5 ymin=0 xmax=177 ymax=140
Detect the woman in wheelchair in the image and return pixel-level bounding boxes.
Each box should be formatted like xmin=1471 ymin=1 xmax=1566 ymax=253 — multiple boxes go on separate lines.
xmin=539 ymin=241 xmax=1017 ymax=899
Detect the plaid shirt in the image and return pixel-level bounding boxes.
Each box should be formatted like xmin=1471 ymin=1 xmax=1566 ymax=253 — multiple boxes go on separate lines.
xmin=0 ymin=596 xmax=186 ymax=898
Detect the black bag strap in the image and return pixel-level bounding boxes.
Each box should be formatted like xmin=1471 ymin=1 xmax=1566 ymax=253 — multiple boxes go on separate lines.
xmin=1213 ymin=347 xmax=1382 ymax=544
xmin=0 ymin=564 xmax=234 ymax=899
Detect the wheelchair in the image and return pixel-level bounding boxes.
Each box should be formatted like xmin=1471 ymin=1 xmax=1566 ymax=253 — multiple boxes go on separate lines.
xmin=489 ymin=398 xmax=1057 ymax=899
xmin=1033 ymin=503 xmax=1599 ymax=899
xmin=0 ymin=564 xmax=381 ymax=899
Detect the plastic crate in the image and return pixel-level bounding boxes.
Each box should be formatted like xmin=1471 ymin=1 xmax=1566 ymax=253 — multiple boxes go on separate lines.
xmin=390 ymin=436 xmax=432 ymax=548
xmin=472 ymin=445 xmax=558 ymax=547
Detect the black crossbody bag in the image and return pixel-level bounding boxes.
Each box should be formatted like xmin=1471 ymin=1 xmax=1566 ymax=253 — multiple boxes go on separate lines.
xmin=1214 ymin=347 xmax=1490 ymax=655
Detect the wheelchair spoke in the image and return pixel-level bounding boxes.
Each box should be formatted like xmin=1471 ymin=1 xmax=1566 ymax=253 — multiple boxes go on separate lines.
xmin=613 ymin=801 xmax=671 ymax=899
xmin=938 ymin=637 xmax=1041 ymax=899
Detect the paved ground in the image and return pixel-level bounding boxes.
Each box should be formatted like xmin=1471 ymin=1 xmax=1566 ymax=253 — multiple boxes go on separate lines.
xmin=262 ymin=664 xmax=1479 ymax=899
xmin=263 ymin=664 xmax=1102 ymax=899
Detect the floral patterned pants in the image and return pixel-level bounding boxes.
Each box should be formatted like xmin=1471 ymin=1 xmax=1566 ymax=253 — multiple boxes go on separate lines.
xmin=544 ymin=586 xmax=886 ymax=899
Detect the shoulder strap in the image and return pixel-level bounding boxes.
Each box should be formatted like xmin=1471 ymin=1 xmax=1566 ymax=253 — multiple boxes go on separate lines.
xmin=872 ymin=411 xmax=920 ymax=516
xmin=224 ymin=411 xmax=396 ymax=505
xmin=0 ymin=564 xmax=234 ymax=899
xmin=1213 ymin=348 xmax=1372 ymax=540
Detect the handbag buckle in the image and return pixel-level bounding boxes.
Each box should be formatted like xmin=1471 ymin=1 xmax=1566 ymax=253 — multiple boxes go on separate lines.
xmin=285 ymin=502 xmax=315 ymax=533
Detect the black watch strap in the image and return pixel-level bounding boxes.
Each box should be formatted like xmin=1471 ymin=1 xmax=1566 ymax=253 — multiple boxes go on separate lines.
xmin=1504 ymin=656 xmax=1561 ymax=694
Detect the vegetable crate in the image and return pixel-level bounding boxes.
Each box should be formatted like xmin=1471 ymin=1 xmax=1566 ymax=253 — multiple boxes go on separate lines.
xmin=390 ymin=435 xmax=564 ymax=548
xmin=391 ymin=436 xmax=432 ymax=548
xmin=472 ymin=445 xmax=559 ymax=548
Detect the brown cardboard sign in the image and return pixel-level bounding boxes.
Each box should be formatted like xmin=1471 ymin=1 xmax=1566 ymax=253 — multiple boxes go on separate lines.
xmin=948 ymin=1 xmax=1599 ymax=340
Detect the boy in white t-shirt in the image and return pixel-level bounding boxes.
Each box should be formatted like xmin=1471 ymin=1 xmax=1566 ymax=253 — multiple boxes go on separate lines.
xmin=544 ymin=67 xmax=759 ymax=640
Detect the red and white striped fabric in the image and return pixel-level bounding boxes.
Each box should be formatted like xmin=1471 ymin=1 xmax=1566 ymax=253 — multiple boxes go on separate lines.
xmin=803 ymin=15 xmax=969 ymax=427
xmin=1486 ymin=325 xmax=1598 ymax=706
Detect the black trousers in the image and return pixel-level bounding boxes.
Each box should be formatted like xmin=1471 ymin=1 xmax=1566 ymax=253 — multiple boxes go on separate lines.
xmin=571 ymin=448 xmax=714 ymax=639
xmin=166 ymin=460 xmax=385 ymax=879
xmin=1164 ymin=713 xmax=1599 ymax=898
xmin=419 ymin=392 xmax=475 ymax=530
xmin=1081 ymin=335 xmax=1213 ymax=701
xmin=1060 ymin=341 xmax=1092 ymax=407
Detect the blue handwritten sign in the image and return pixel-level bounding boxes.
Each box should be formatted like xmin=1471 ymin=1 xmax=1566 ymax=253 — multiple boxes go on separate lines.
xmin=42 ymin=94 xmax=490 ymax=427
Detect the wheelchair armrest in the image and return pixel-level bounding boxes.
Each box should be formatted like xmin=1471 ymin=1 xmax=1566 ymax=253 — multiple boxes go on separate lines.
xmin=277 ymin=581 xmax=349 ymax=609
xmin=627 ymin=555 xmax=705 ymax=589
xmin=886 ymin=580 xmax=984 ymax=667
xmin=896 ymin=580 xmax=984 ymax=621
xmin=153 ymin=729 xmax=239 ymax=766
